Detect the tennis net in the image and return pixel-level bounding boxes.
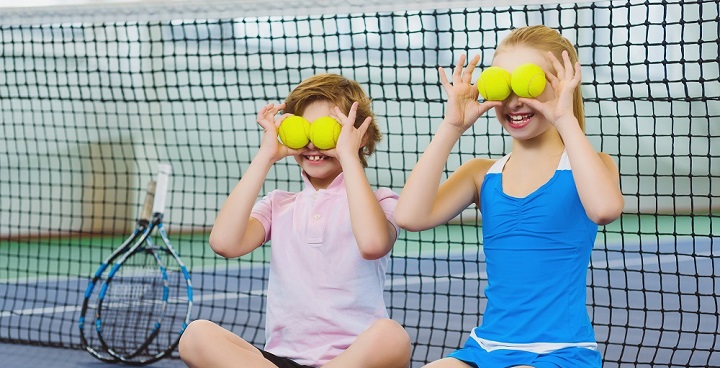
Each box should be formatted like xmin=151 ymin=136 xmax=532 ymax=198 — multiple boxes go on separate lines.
xmin=0 ymin=0 xmax=718 ymax=366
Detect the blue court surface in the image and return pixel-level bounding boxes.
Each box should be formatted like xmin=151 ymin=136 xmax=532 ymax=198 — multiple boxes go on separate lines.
xmin=0 ymin=343 xmax=183 ymax=368
xmin=1 ymin=236 xmax=718 ymax=367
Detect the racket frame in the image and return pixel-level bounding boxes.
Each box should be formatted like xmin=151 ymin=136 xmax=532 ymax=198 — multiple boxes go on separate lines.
xmin=78 ymin=180 xmax=156 ymax=362
xmin=94 ymin=163 xmax=193 ymax=365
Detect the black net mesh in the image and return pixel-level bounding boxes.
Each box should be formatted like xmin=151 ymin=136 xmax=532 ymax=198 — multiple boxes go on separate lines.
xmin=1 ymin=1 xmax=718 ymax=366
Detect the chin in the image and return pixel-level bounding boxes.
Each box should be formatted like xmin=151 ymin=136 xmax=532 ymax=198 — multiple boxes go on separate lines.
xmin=302 ymin=162 xmax=340 ymax=178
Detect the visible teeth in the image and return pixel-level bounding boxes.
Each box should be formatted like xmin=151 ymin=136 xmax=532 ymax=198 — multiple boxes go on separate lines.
xmin=307 ymin=155 xmax=325 ymax=161
xmin=509 ymin=113 xmax=533 ymax=121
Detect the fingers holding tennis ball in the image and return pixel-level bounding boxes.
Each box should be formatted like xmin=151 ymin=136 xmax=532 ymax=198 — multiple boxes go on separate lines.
xmin=475 ymin=63 xmax=547 ymax=101
xmin=510 ymin=63 xmax=547 ymax=98
xmin=327 ymin=102 xmax=372 ymax=162
xmin=277 ymin=101 xmax=366 ymax=153
xmin=309 ymin=117 xmax=342 ymax=150
xmin=476 ymin=66 xmax=512 ymax=101
xmin=277 ymin=114 xmax=344 ymax=150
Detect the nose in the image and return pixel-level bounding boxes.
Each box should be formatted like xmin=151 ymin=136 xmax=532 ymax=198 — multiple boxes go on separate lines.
xmin=306 ymin=141 xmax=317 ymax=150
xmin=505 ymin=92 xmax=524 ymax=109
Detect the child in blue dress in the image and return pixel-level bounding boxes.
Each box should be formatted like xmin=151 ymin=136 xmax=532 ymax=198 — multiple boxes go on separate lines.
xmin=395 ymin=25 xmax=624 ymax=368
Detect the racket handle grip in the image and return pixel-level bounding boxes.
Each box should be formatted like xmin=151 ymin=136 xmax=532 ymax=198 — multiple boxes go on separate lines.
xmin=141 ymin=180 xmax=156 ymax=221
xmin=153 ymin=163 xmax=172 ymax=215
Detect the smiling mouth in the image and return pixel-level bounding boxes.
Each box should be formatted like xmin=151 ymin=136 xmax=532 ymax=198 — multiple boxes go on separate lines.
xmin=506 ymin=113 xmax=534 ymax=126
xmin=304 ymin=154 xmax=328 ymax=162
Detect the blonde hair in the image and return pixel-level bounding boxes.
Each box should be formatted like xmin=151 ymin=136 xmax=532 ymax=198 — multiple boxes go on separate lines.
xmin=283 ymin=73 xmax=380 ymax=167
xmin=496 ymin=25 xmax=585 ymax=131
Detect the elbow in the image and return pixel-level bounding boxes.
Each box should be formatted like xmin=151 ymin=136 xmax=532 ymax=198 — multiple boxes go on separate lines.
xmin=396 ymin=220 xmax=429 ymax=233
xmin=397 ymin=222 xmax=425 ymax=233
xmin=357 ymin=239 xmax=393 ymax=260
xmin=588 ymin=198 xmax=624 ymax=226
xmin=358 ymin=246 xmax=389 ymax=260
xmin=394 ymin=212 xmax=425 ymax=233
xmin=208 ymin=232 xmax=239 ymax=258
xmin=393 ymin=209 xmax=410 ymax=230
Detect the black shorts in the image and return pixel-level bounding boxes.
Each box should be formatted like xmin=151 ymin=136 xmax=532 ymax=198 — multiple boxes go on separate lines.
xmin=259 ymin=349 xmax=315 ymax=368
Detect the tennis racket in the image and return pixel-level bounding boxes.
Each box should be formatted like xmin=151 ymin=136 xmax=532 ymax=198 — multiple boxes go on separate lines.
xmin=95 ymin=163 xmax=193 ymax=365
xmin=79 ymin=179 xmax=156 ymax=362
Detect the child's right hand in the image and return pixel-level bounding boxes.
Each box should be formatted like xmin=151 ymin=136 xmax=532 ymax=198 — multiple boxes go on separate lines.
xmin=439 ymin=54 xmax=501 ymax=133
xmin=256 ymin=102 xmax=303 ymax=162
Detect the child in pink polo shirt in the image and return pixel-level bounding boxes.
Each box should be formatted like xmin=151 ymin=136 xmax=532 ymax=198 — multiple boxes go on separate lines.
xmin=179 ymin=74 xmax=411 ymax=368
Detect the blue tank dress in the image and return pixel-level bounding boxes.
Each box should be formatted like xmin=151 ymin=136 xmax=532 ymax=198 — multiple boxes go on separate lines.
xmin=449 ymin=152 xmax=602 ymax=368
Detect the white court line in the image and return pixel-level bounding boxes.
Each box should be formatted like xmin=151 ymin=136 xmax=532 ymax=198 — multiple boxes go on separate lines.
xmin=0 ymin=305 xmax=82 ymax=318
xmin=591 ymin=250 xmax=713 ymax=270
xmin=1 ymin=250 xmax=713 ymax=318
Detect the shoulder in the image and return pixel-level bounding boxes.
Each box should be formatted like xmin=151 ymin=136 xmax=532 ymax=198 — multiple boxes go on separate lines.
xmin=448 ymin=158 xmax=498 ymax=198
xmin=459 ymin=157 xmax=496 ymax=172
xmin=452 ymin=158 xmax=498 ymax=207
xmin=374 ymin=187 xmax=399 ymax=202
xmin=257 ymin=189 xmax=300 ymax=205
xmin=455 ymin=157 xmax=497 ymax=179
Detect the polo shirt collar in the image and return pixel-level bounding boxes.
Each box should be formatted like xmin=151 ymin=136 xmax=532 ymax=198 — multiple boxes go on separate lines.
xmin=301 ymin=171 xmax=346 ymax=193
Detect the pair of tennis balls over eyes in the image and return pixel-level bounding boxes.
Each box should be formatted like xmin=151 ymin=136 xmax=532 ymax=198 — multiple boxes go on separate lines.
xmin=278 ymin=116 xmax=342 ymax=150
xmin=477 ymin=63 xmax=548 ymax=101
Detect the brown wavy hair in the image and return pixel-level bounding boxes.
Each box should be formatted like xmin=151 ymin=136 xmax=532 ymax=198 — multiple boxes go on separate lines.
xmin=496 ymin=25 xmax=585 ymax=132
xmin=283 ymin=74 xmax=380 ymax=167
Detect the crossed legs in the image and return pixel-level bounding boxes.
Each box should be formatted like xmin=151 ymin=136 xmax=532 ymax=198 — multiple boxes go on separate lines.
xmin=179 ymin=318 xmax=411 ymax=368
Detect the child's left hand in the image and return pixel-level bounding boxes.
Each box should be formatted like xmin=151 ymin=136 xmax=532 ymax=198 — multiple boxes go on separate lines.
xmin=521 ymin=50 xmax=582 ymax=130
xmin=322 ymin=101 xmax=371 ymax=165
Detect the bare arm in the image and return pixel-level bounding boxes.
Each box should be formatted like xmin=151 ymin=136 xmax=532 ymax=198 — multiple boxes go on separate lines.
xmin=209 ymin=103 xmax=303 ymax=258
xmin=559 ymin=127 xmax=623 ymax=225
xmin=395 ymin=54 xmax=500 ymax=231
xmin=326 ymin=103 xmax=397 ymax=260
xmin=395 ymin=124 xmax=489 ymax=231
xmin=523 ymin=51 xmax=624 ymax=225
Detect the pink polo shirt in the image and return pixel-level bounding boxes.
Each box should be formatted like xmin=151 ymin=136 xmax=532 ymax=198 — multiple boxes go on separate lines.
xmin=250 ymin=171 xmax=400 ymax=367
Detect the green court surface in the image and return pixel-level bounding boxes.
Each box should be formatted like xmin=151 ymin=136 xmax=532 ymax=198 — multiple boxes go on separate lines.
xmin=0 ymin=214 xmax=715 ymax=282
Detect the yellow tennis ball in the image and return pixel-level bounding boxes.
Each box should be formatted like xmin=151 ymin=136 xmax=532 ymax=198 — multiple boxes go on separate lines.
xmin=511 ymin=63 xmax=547 ymax=98
xmin=278 ymin=116 xmax=310 ymax=149
xmin=476 ymin=66 xmax=512 ymax=101
xmin=309 ymin=117 xmax=342 ymax=150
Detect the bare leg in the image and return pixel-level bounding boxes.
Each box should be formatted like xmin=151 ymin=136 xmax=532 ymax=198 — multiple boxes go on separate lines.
xmin=179 ymin=319 xmax=276 ymax=368
xmin=422 ymin=358 xmax=474 ymax=368
xmin=322 ymin=318 xmax=411 ymax=368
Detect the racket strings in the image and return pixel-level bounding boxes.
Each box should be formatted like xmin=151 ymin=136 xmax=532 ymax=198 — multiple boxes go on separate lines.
xmin=96 ymin=236 xmax=192 ymax=364
xmin=145 ymin=246 xmax=191 ymax=355
xmin=100 ymin=247 xmax=166 ymax=358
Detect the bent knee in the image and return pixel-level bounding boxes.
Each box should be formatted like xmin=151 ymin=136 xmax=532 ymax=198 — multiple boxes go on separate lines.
xmin=179 ymin=320 xmax=218 ymax=356
xmin=372 ymin=318 xmax=411 ymax=352
xmin=374 ymin=318 xmax=410 ymax=339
